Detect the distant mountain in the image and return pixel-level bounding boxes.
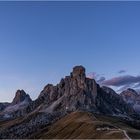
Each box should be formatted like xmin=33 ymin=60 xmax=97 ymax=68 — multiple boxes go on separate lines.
xmin=27 ymin=66 xmax=136 ymax=117
xmin=0 ymin=65 xmax=139 ymax=139
xmin=96 ymin=86 xmax=135 ymax=117
xmin=120 ymin=88 xmax=140 ymax=113
xmin=0 ymin=90 xmax=32 ymax=120
xmin=12 ymin=90 xmax=32 ymax=105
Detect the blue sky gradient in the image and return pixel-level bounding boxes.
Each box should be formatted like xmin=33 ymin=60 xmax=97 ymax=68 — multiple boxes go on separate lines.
xmin=0 ymin=1 xmax=140 ymax=102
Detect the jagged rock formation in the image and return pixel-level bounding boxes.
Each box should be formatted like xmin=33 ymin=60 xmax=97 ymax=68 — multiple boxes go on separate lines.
xmin=31 ymin=65 xmax=136 ymax=117
xmin=0 ymin=90 xmax=32 ymax=120
xmin=32 ymin=66 xmax=98 ymax=113
xmin=0 ymin=65 xmax=139 ymax=139
xmin=96 ymin=86 xmax=135 ymax=117
xmin=121 ymin=88 xmax=140 ymax=113
xmin=12 ymin=90 xmax=32 ymax=105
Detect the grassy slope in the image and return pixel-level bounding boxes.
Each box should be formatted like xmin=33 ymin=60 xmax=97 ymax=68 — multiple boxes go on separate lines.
xmin=38 ymin=111 xmax=140 ymax=139
xmin=0 ymin=111 xmax=140 ymax=139
xmin=95 ymin=114 xmax=140 ymax=139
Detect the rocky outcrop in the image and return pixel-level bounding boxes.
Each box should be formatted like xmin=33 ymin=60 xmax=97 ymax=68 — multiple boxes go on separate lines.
xmin=120 ymin=88 xmax=139 ymax=105
xmin=120 ymin=89 xmax=140 ymax=113
xmin=0 ymin=66 xmax=138 ymax=120
xmin=96 ymin=86 xmax=136 ymax=117
xmin=12 ymin=90 xmax=32 ymax=105
xmin=35 ymin=66 xmax=97 ymax=113
xmin=0 ymin=112 xmax=61 ymax=139
xmin=28 ymin=66 xmax=136 ymax=117
xmin=0 ymin=90 xmax=32 ymax=120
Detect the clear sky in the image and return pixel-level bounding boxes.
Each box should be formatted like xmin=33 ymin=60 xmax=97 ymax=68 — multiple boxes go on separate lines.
xmin=0 ymin=1 xmax=140 ymax=102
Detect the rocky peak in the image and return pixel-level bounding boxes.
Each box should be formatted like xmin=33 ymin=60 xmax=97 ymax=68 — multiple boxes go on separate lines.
xmin=12 ymin=90 xmax=32 ymax=105
xmin=32 ymin=65 xmax=136 ymax=117
xmin=96 ymin=86 xmax=135 ymax=116
xmin=126 ymin=88 xmax=138 ymax=95
xmin=71 ymin=65 xmax=86 ymax=79
xmin=120 ymin=88 xmax=139 ymax=102
xmin=36 ymin=65 xmax=98 ymax=113
xmin=43 ymin=84 xmax=54 ymax=93
xmin=120 ymin=88 xmax=140 ymax=113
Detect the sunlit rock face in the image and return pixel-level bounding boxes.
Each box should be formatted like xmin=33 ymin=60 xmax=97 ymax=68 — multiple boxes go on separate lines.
xmin=37 ymin=65 xmax=98 ymax=113
xmin=35 ymin=65 xmax=135 ymax=117
xmin=71 ymin=65 xmax=86 ymax=79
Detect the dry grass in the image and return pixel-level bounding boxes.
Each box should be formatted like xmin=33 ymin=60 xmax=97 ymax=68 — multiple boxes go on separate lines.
xmin=39 ymin=111 xmax=132 ymax=139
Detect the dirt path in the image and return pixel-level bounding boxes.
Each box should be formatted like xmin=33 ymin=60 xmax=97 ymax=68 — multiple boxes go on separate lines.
xmin=122 ymin=130 xmax=131 ymax=140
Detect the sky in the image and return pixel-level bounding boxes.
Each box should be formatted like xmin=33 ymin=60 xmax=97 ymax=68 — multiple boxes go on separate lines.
xmin=0 ymin=1 xmax=140 ymax=102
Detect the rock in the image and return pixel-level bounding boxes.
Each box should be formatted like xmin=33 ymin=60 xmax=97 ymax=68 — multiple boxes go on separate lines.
xmin=6 ymin=66 xmax=137 ymax=119
xmin=36 ymin=66 xmax=97 ymax=113
xmin=71 ymin=65 xmax=86 ymax=78
xmin=29 ymin=66 xmax=137 ymax=117
xmin=0 ymin=65 xmax=139 ymax=139
xmin=12 ymin=90 xmax=32 ymax=105
xmin=96 ymin=86 xmax=136 ymax=116
xmin=120 ymin=88 xmax=140 ymax=113
xmin=0 ymin=90 xmax=32 ymax=120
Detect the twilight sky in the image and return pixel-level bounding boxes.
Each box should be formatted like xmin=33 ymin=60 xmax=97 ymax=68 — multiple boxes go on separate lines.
xmin=0 ymin=1 xmax=140 ymax=102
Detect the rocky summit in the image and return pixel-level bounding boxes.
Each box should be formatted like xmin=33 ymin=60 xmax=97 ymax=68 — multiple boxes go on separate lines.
xmin=34 ymin=65 xmax=135 ymax=116
xmin=0 ymin=90 xmax=32 ymax=121
xmin=121 ymin=88 xmax=140 ymax=113
xmin=0 ymin=65 xmax=140 ymax=139
xmin=32 ymin=65 xmax=98 ymax=114
xmin=12 ymin=90 xmax=32 ymax=105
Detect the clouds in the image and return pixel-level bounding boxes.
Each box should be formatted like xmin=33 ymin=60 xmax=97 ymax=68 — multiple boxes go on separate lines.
xmin=87 ymin=71 xmax=140 ymax=92
xmin=118 ymin=70 xmax=126 ymax=74
xmin=97 ymin=77 xmax=106 ymax=83
xmin=87 ymin=70 xmax=140 ymax=92
xmin=86 ymin=72 xmax=98 ymax=79
xmin=101 ymin=75 xmax=140 ymax=92
xmin=102 ymin=75 xmax=140 ymax=86
xmin=86 ymin=72 xmax=106 ymax=84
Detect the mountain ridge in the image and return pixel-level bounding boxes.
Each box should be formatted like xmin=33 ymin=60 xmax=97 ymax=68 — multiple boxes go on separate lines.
xmin=0 ymin=65 xmax=140 ymax=139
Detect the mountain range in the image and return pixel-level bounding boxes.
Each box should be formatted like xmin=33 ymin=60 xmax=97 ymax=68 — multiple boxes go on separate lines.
xmin=0 ymin=65 xmax=140 ymax=139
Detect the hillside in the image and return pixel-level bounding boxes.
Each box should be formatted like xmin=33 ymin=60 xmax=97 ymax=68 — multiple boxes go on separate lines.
xmin=36 ymin=111 xmax=140 ymax=139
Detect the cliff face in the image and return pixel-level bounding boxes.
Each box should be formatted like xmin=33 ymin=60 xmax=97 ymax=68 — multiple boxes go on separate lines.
xmin=30 ymin=65 xmax=136 ymax=117
xmin=96 ymin=86 xmax=135 ymax=116
xmin=0 ymin=66 xmax=137 ymax=120
xmin=36 ymin=66 xmax=97 ymax=113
